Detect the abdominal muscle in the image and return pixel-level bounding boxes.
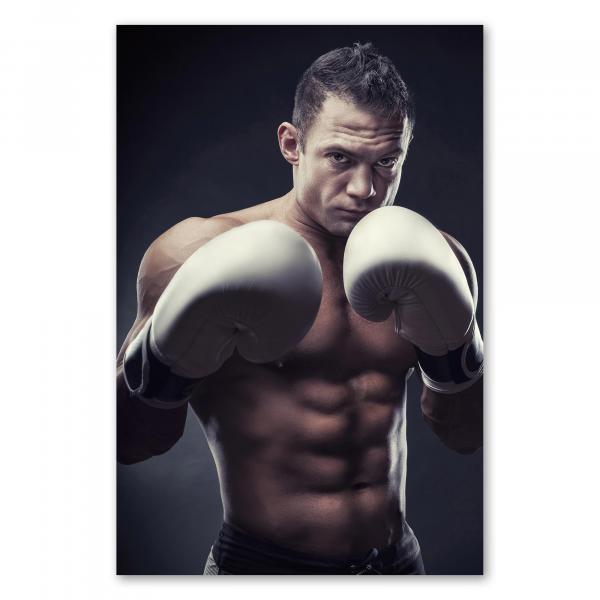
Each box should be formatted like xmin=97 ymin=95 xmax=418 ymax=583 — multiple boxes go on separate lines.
xmin=190 ymin=355 xmax=411 ymax=558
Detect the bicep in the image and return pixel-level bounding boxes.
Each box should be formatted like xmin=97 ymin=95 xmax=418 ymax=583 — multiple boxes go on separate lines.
xmin=116 ymin=241 xmax=179 ymax=365
xmin=116 ymin=230 xmax=187 ymax=365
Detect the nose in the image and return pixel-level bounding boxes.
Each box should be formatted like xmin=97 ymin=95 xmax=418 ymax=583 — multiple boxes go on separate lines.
xmin=346 ymin=165 xmax=376 ymax=204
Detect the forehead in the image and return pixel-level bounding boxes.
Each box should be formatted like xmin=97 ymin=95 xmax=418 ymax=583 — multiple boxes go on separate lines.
xmin=307 ymin=94 xmax=409 ymax=152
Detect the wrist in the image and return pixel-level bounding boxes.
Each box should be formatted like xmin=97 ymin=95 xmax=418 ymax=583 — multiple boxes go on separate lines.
xmin=416 ymin=320 xmax=484 ymax=394
xmin=123 ymin=319 xmax=196 ymax=409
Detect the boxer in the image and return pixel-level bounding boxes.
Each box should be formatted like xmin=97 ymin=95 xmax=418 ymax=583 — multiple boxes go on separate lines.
xmin=117 ymin=42 xmax=483 ymax=575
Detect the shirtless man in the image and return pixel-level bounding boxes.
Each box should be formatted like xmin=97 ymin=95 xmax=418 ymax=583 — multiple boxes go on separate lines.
xmin=117 ymin=43 xmax=483 ymax=575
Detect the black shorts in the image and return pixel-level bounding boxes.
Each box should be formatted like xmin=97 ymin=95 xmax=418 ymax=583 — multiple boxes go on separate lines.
xmin=203 ymin=521 xmax=425 ymax=575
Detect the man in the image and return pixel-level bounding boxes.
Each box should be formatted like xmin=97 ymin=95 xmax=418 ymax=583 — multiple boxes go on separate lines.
xmin=117 ymin=42 xmax=483 ymax=575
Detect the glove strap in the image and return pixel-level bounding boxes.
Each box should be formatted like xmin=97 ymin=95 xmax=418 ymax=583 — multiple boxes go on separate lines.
xmin=123 ymin=319 xmax=196 ymax=409
xmin=416 ymin=322 xmax=484 ymax=394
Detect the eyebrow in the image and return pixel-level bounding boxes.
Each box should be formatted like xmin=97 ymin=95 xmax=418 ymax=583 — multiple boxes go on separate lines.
xmin=322 ymin=144 xmax=403 ymax=158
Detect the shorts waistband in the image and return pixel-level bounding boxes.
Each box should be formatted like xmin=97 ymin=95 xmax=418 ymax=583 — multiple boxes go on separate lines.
xmin=212 ymin=521 xmax=419 ymax=575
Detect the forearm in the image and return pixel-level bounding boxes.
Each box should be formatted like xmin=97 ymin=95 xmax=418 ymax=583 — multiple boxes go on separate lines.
xmin=116 ymin=365 xmax=187 ymax=465
xmin=420 ymin=376 xmax=483 ymax=454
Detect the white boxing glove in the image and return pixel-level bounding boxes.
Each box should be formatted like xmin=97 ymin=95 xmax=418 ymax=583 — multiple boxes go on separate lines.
xmin=343 ymin=206 xmax=483 ymax=394
xmin=124 ymin=220 xmax=323 ymax=408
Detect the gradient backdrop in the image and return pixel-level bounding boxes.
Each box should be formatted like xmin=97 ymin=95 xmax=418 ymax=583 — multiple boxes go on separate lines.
xmin=117 ymin=25 xmax=483 ymax=575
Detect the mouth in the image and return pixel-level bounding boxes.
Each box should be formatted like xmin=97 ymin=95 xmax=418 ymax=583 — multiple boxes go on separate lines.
xmin=337 ymin=208 xmax=369 ymax=218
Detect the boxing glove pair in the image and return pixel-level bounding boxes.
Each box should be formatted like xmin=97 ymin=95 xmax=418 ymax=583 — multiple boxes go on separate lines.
xmin=124 ymin=209 xmax=482 ymax=409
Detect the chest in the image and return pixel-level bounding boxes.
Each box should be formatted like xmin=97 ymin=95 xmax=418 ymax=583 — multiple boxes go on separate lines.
xmin=285 ymin=254 xmax=416 ymax=375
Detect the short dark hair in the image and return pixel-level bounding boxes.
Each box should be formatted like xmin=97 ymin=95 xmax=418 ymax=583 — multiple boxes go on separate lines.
xmin=292 ymin=42 xmax=415 ymax=148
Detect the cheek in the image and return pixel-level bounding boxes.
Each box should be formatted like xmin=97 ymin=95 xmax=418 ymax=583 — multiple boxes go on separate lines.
xmin=376 ymin=171 xmax=402 ymax=200
xmin=305 ymin=164 xmax=343 ymax=197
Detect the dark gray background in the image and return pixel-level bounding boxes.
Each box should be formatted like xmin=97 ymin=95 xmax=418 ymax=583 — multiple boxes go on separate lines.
xmin=117 ymin=25 xmax=483 ymax=575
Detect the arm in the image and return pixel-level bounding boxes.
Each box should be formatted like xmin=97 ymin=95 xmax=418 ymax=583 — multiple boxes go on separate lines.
xmin=419 ymin=232 xmax=483 ymax=454
xmin=117 ymin=341 xmax=187 ymax=465
xmin=116 ymin=216 xmax=237 ymax=465
xmin=117 ymin=216 xmax=323 ymax=464
xmin=419 ymin=376 xmax=483 ymax=454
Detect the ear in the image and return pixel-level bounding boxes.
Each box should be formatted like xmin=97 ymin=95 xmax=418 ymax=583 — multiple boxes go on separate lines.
xmin=277 ymin=122 xmax=300 ymax=165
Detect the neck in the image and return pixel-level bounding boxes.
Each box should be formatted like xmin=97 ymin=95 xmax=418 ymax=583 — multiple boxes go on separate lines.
xmin=278 ymin=189 xmax=347 ymax=258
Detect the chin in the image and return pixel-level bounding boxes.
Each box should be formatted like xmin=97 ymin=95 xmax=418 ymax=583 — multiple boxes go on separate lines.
xmin=327 ymin=221 xmax=356 ymax=238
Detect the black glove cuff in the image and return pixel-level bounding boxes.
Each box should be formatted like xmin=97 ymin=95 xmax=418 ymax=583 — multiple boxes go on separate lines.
xmin=416 ymin=323 xmax=484 ymax=394
xmin=123 ymin=320 xmax=197 ymax=409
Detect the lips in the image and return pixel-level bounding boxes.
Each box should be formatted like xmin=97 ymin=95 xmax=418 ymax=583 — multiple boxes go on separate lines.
xmin=338 ymin=208 xmax=369 ymax=218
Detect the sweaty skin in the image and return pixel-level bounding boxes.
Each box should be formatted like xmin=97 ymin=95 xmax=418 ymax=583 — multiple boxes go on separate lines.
xmin=117 ymin=96 xmax=483 ymax=559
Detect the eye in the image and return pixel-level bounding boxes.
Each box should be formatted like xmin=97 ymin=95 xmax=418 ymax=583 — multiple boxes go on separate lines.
xmin=328 ymin=152 xmax=350 ymax=165
xmin=377 ymin=157 xmax=398 ymax=168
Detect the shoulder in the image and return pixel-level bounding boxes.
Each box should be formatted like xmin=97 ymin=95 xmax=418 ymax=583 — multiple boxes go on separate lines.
xmin=225 ymin=197 xmax=284 ymax=223
xmin=142 ymin=215 xmax=244 ymax=275
xmin=162 ymin=215 xmax=244 ymax=248
xmin=135 ymin=215 xmax=244 ymax=315
xmin=439 ymin=231 xmax=474 ymax=268
xmin=135 ymin=198 xmax=281 ymax=314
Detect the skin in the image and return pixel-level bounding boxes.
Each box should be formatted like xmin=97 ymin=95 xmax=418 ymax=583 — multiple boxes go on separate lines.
xmin=116 ymin=94 xmax=483 ymax=558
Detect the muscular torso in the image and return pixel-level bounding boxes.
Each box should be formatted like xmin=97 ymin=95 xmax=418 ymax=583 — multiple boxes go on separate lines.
xmin=186 ymin=198 xmax=419 ymax=557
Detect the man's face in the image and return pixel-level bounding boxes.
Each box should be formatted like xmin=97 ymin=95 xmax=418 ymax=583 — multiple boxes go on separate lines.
xmin=294 ymin=95 xmax=412 ymax=237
